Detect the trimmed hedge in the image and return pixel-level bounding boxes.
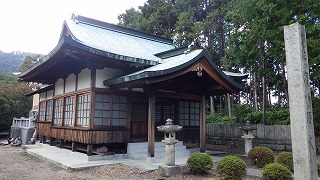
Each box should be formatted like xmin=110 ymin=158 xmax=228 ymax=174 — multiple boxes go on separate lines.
xmin=262 ymin=163 xmax=292 ymax=180
xmin=248 ymin=146 xmax=274 ymax=168
xmin=186 ymin=153 xmax=213 ymax=174
xmin=216 ymin=156 xmax=247 ymax=180
xmin=276 ymin=152 xmax=293 ymax=172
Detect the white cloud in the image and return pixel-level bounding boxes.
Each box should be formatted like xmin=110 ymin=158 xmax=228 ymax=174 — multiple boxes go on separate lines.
xmin=0 ymin=0 xmax=146 ymax=54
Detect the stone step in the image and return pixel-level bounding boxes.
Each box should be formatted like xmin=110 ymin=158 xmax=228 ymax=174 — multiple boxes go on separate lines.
xmin=127 ymin=141 xmax=190 ymax=160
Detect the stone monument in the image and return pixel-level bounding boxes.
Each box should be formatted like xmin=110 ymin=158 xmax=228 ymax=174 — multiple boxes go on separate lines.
xmin=284 ymin=23 xmax=318 ymax=179
xmin=239 ymin=121 xmax=257 ymax=155
xmin=157 ymin=119 xmax=183 ymax=177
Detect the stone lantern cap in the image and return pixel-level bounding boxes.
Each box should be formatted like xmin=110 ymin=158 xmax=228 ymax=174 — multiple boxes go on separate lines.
xmin=157 ymin=119 xmax=183 ymax=133
xmin=239 ymin=121 xmax=257 ymax=131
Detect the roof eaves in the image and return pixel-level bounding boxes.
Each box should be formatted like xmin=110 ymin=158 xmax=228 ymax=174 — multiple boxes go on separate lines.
xmin=64 ymin=36 xmax=159 ymax=66
xmin=19 ymin=35 xmax=67 ymax=78
xmin=104 ymin=50 xmax=204 ymax=86
xmin=25 ymin=84 xmax=54 ymax=97
xmin=105 ymin=50 xmax=246 ymax=92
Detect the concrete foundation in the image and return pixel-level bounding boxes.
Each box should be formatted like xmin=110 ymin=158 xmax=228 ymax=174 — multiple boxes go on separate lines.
xmin=10 ymin=127 xmax=35 ymax=144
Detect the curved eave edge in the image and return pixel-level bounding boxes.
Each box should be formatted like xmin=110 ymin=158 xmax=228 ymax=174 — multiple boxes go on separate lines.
xmin=105 ymin=50 xmax=246 ymax=92
xmin=19 ymin=36 xmax=160 ymax=81
xmin=19 ymin=36 xmax=67 ymax=80
xmin=63 ymin=20 xmax=160 ymax=66
xmin=104 ymin=50 xmax=204 ymax=86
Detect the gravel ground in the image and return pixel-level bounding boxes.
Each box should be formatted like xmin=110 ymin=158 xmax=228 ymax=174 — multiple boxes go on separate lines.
xmin=0 ymin=142 xmax=261 ymax=180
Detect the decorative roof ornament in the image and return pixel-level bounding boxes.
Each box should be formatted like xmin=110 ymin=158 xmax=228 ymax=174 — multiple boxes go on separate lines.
xmin=184 ymin=41 xmax=201 ymax=54
xmin=71 ymin=13 xmax=79 ymax=24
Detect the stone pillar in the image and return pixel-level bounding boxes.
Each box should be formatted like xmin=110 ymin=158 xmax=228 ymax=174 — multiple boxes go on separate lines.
xmin=242 ymin=134 xmax=254 ymax=156
xmin=165 ymin=143 xmax=175 ymax=166
xmin=284 ymin=23 xmax=318 ymax=179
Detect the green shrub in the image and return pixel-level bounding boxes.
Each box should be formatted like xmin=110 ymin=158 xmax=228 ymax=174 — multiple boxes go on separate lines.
xmin=243 ymin=111 xmax=263 ymax=124
xmin=206 ymin=113 xmax=237 ymax=124
xmin=265 ymin=108 xmax=290 ymax=125
xmin=318 ymin=163 xmax=320 ymax=175
xmin=262 ymin=163 xmax=292 ymax=180
xmin=216 ymin=156 xmax=247 ymax=180
xmin=186 ymin=153 xmax=213 ymax=174
xmin=313 ymin=97 xmax=320 ymax=137
xmin=276 ymin=152 xmax=293 ymax=172
xmin=248 ymin=146 xmax=274 ymax=168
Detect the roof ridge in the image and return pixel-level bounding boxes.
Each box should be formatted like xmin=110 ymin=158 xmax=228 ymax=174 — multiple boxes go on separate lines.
xmin=71 ymin=13 xmax=174 ymax=45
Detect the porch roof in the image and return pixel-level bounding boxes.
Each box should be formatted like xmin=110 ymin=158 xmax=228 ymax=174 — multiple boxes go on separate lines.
xmin=104 ymin=48 xmax=246 ymax=94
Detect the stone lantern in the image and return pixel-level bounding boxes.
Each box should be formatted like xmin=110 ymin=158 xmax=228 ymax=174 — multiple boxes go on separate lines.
xmin=239 ymin=121 xmax=257 ymax=155
xmin=157 ymin=119 xmax=183 ymax=177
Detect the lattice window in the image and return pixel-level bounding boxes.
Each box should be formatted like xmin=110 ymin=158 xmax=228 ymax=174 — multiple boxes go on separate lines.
xmin=94 ymin=93 xmax=127 ymax=126
xmin=46 ymin=100 xmax=53 ymax=121
xmin=131 ymin=103 xmax=147 ymax=122
xmin=155 ymin=101 xmax=175 ymax=122
xmin=64 ymin=97 xmax=75 ymax=126
xmin=179 ymin=101 xmax=200 ymax=126
xmin=53 ymin=99 xmax=63 ymax=125
xmin=39 ymin=101 xmax=46 ymax=121
xmin=77 ymin=94 xmax=90 ymax=126
xmin=163 ymin=104 xmax=175 ymax=121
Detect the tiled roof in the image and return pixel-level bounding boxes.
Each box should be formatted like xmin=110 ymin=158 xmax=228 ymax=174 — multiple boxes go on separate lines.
xmin=105 ymin=49 xmax=203 ymax=85
xmin=65 ymin=15 xmax=176 ymax=64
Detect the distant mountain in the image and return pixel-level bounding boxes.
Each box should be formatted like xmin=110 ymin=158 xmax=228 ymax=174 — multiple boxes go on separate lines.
xmin=0 ymin=50 xmax=39 ymax=73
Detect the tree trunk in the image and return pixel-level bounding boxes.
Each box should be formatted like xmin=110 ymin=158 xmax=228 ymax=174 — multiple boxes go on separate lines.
xmin=281 ymin=61 xmax=289 ymax=104
xmin=252 ymin=73 xmax=259 ymax=111
xmin=210 ymin=96 xmax=215 ymax=114
xmin=261 ymin=40 xmax=266 ymax=125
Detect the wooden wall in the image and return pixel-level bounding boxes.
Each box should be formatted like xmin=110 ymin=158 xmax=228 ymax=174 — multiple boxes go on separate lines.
xmin=36 ymin=122 xmax=129 ymax=144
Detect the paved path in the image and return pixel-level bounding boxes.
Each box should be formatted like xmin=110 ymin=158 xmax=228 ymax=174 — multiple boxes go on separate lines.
xmin=25 ymin=143 xmax=262 ymax=177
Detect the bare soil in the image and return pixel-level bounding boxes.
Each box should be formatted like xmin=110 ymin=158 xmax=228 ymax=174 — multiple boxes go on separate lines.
xmin=0 ymin=139 xmax=261 ymax=180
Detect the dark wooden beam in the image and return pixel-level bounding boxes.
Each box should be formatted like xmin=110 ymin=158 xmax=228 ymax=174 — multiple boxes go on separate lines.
xmin=148 ymin=92 xmax=155 ymax=157
xmin=200 ymin=95 xmax=206 ymax=152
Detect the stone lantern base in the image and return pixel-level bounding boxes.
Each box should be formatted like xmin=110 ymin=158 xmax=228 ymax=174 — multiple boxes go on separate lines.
xmin=159 ymin=165 xmax=182 ymax=177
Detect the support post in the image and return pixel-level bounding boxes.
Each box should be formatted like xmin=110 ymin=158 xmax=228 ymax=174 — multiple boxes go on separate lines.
xmin=41 ymin=136 xmax=46 ymax=144
xmin=72 ymin=142 xmax=77 ymax=152
xmin=49 ymin=138 xmax=54 ymax=146
xmin=200 ymin=95 xmax=206 ymax=152
xmin=284 ymin=23 xmax=318 ymax=179
xmin=148 ymin=92 xmax=155 ymax=158
xmin=59 ymin=139 xmax=64 ymax=148
xmin=87 ymin=144 xmax=93 ymax=156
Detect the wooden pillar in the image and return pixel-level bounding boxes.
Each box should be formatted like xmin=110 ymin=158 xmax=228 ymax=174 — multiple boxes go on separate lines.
xmin=227 ymin=93 xmax=232 ymax=116
xmin=72 ymin=142 xmax=77 ymax=152
xmin=59 ymin=139 xmax=64 ymax=148
xmin=200 ymin=95 xmax=206 ymax=152
xmin=87 ymin=144 xmax=93 ymax=156
xmin=148 ymin=92 xmax=155 ymax=157
xmin=41 ymin=136 xmax=46 ymax=144
xmin=49 ymin=138 xmax=54 ymax=146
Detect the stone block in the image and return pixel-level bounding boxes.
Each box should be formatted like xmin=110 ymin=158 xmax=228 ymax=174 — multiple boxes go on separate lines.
xmin=158 ymin=165 xmax=182 ymax=177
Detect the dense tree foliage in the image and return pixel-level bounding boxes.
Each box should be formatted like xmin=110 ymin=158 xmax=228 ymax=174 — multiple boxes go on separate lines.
xmin=0 ymin=58 xmax=34 ymax=131
xmin=118 ymin=0 xmax=320 ymax=124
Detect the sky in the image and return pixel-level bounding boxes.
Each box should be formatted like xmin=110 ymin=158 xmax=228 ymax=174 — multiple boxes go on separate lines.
xmin=0 ymin=0 xmax=146 ymax=54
